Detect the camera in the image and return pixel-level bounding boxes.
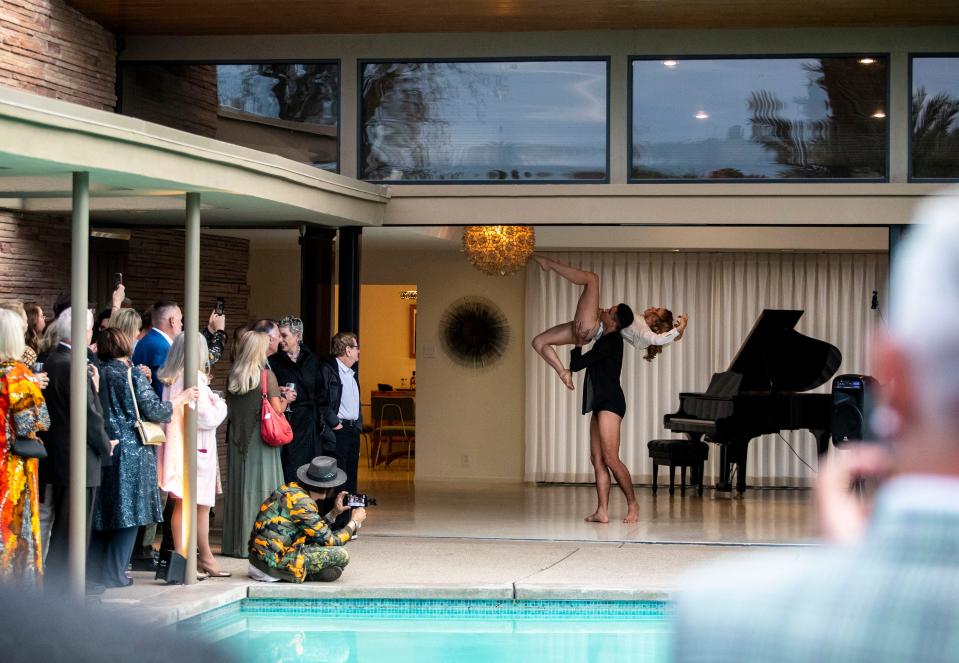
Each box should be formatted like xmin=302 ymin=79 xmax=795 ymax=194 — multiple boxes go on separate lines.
xmin=214 ymin=297 xmax=225 ymax=316
xmin=112 ymin=272 xmax=123 ymax=290
xmin=344 ymin=493 xmax=376 ymax=508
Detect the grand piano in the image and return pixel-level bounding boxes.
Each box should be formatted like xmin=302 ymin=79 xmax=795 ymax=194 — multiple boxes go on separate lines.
xmin=663 ymin=309 xmax=842 ymax=495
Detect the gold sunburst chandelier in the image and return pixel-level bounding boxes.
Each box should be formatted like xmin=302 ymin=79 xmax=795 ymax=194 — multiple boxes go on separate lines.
xmin=462 ymin=225 xmax=535 ymax=276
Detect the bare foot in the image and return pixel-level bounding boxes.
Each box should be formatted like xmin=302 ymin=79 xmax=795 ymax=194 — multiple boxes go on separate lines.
xmin=532 ymin=255 xmax=550 ymax=272
xmin=559 ymin=369 xmax=575 ymax=391
xmin=585 ymin=510 xmax=609 ymax=523
xmin=623 ymin=503 xmax=639 ymax=524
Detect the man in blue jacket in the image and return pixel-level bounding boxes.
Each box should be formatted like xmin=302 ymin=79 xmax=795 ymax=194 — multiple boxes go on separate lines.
xmin=132 ymin=300 xmax=182 ymax=395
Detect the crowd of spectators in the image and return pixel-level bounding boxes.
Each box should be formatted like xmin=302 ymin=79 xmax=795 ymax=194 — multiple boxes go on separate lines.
xmin=0 ymin=284 xmax=366 ymax=593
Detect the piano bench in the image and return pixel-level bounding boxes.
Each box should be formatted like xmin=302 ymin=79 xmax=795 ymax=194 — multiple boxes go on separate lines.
xmin=647 ymin=439 xmax=709 ymax=497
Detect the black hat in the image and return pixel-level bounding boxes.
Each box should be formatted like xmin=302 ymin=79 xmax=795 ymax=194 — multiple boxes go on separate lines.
xmin=296 ymin=456 xmax=347 ymax=490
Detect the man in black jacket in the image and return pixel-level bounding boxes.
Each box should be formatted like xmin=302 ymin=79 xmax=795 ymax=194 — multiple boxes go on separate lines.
xmin=40 ymin=308 xmax=115 ymax=589
xmin=317 ymin=332 xmax=362 ymax=530
xmin=569 ymin=303 xmax=637 ymax=525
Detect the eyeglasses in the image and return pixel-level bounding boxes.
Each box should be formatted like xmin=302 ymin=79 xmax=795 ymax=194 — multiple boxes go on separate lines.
xmin=348 ymin=344 xmax=359 ymax=350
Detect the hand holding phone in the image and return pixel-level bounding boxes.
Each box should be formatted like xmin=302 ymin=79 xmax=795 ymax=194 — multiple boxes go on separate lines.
xmin=815 ymin=444 xmax=890 ymax=544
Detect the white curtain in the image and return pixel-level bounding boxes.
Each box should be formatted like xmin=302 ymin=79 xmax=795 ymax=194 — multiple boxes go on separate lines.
xmin=525 ymin=251 xmax=888 ymax=487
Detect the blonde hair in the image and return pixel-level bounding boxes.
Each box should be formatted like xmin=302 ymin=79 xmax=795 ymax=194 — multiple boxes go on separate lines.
xmin=0 ymin=308 xmax=26 ymax=362
xmin=109 ymin=307 xmax=142 ymax=344
xmin=158 ymin=332 xmax=210 ymax=385
xmin=0 ymin=301 xmax=27 ymax=333
xmin=228 ymin=330 xmax=269 ymax=395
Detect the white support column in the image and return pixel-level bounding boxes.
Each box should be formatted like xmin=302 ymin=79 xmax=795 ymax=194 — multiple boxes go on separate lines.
xmin=182 ymin=192 xmax=200 ymax=584
xmin=68 ymin=171 xmax=89 ymax=600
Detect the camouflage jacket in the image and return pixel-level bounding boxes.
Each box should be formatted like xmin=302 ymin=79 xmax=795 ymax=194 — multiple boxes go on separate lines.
xmin=248 ymin=483 xmax=353 ymax=582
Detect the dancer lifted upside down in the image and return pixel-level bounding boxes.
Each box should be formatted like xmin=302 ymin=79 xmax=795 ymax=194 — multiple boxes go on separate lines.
xmin=530 ymin=255 xmax=688 ymax=390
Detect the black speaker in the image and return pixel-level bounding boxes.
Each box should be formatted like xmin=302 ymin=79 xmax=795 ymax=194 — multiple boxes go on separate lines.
xmin=831 ymin=374 xmax=878 ymax=445
xmin=155 ymin=549 xmax=187 ymax=584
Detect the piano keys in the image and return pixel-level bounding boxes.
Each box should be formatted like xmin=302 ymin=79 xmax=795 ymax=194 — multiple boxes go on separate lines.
xmin=663 ymin=309 xmax=842 ymax=495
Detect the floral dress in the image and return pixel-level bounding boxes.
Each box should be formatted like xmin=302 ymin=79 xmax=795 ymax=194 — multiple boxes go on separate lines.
xmin=0 ymin=361 xmax=50 ymax=586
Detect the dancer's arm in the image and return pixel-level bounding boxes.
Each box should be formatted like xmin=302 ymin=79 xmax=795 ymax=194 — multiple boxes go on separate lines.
xmin=622 ymin=314 xmax=688 ymax=347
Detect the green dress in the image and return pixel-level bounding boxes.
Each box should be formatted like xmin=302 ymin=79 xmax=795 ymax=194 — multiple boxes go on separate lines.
xmin=221 ymin=370 xmax=284 ymax=557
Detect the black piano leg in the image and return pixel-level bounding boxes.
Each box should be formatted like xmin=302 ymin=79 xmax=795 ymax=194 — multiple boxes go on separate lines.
xmin=669 ymin=464 xmax=676 ymax=496
xmin=715 ymin=444 xmax=733 ymax=493
xmin=734 ymin=441 xmax=748 ymax=497
xmin=651 ymin=463 xmax=659 ymax=495
xmin=680 ymin=465 xmax=687 ymax=496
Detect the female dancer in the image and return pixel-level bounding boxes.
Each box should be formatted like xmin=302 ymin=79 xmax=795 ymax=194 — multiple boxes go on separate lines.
xmin=530 ymin=255 xmax=688 ymax=389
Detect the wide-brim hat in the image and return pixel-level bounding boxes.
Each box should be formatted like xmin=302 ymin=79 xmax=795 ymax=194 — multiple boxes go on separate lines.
xmin=296 ymin=456 xmax=347 ymax=490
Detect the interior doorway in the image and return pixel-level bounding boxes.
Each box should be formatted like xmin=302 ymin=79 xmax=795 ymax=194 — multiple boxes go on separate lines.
xmin=358 ymin=283 xmax=417 ymax=485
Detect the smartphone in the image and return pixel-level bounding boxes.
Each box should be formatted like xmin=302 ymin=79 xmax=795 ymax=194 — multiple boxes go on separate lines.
xmin=112 ymin=272 xmax=123 ymax=290
xmin=215 ymin=297 xmax=225 ymax=316
xmin=344 ymin=493 xmax=377 ymax=508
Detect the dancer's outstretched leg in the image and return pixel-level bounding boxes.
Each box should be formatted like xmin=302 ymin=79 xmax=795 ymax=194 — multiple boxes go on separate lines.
xmin=597 ymin=411 xmax=638 ymax=523
xmin=533 ymin=255 xmax=600 ymax=341
xmin=531 ymin=255 xmax=601 ymax=390
xmin=585 ymin=414 xmax=611 ymax=523
xmin=531 ymin=322 xmax=577 ymax=390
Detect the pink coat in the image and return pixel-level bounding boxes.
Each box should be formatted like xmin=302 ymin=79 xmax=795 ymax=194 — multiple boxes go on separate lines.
xmin=159 ymin=372 xmax=228 ymax=506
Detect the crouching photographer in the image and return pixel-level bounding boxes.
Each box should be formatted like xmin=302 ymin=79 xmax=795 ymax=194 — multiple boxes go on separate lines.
xmin=247 ymin=456 xmax=368 ymax=583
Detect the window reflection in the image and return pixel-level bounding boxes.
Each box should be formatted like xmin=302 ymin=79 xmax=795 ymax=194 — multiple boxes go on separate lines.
xmin=217 ymin=64 xmax=338 ymax=171
xmin=360 ymin=60 xmax=608 ymax=182
xmin=912 ymin=56 xmax=959 ymax=180
xmin=120 ymin=62 xmax=339 ymax=171
xmin=631 ymin=57 xmax=888 ymax=180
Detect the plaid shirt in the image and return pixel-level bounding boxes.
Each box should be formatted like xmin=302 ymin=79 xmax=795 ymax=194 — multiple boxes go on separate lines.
xmin=248 ymin=483 xmax=353 ymax=582
xmin=671 ymin=477 xmax=959 ymax=663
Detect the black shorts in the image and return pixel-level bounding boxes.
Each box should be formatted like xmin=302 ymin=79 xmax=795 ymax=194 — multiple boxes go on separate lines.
xmin=592 ymin=395 xmax=626 ymax=418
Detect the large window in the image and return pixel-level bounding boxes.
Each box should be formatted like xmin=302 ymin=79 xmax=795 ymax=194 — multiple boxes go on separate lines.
xmin=359 ymin=59 xmax=609 ymax=183
xmin=120 ymin=62 xmax=339 ymax=171
xmin=911 ymin=56 xmax=959 ymax=180
xmin=630 ymin=56 xmax=888 ymax=181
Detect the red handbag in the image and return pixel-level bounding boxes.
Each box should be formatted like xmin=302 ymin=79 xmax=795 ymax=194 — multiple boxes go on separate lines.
xmin=260 ymin=369 xmax=293 ymax=447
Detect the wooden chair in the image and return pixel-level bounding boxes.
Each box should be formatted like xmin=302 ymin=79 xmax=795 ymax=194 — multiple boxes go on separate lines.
xmin=371 ymin=395 xmax=415 ymax=467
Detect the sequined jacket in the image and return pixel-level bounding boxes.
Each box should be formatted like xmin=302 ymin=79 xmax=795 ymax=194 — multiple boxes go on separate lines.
xmin=248 ymin=483 xmax=354 ymax=582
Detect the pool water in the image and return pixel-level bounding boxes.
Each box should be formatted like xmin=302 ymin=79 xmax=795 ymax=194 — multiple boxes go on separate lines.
xmin=179 ymin=598 xmax=671 ymax=663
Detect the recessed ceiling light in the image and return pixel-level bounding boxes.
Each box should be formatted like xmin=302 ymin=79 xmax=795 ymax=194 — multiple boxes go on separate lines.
xmin=858 ymin=57 xmax=877 ymax=65
xmin=663 ymin=60 xmax=678 ymax=68
xmin=695 ymin=110 xmax=709 ymax=120
xmin=872 ymin=110 xmax=887 ymax=119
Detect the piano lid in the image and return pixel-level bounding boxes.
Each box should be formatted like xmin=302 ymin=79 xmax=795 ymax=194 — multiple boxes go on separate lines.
xmin=727 ymin=309 xmax=842 ymax=392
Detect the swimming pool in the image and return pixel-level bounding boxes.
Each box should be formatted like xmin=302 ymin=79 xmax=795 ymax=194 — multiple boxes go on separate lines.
xmin=179 ymin=598 xmax=672 ymax=662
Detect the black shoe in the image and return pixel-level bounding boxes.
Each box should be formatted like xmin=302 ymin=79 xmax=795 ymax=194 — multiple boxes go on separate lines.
xmin=317 ymin=566 xmax=343 ymax=582
xmin=129 ymin=553 xmax=158 ymax=572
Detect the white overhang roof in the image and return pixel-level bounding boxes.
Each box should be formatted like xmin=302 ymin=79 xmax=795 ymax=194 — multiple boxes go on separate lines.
xmin=0 ymin=86 xmax=389 ymax=227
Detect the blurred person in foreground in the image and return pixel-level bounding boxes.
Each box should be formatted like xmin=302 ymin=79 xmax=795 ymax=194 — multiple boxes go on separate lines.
xmin=247 ymin=456 xmax=365 ymax=583
xmin=0 ymin=584 xmax=230 ymax=663
xmin=0 ymin=308 xmax=50 ymax=586
xmin=671 ymin=189 xmax=959 ymax=663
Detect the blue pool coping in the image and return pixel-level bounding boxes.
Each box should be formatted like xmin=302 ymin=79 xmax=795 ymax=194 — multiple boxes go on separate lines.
xmin=179 ymin=597 xmax=671 ymax=630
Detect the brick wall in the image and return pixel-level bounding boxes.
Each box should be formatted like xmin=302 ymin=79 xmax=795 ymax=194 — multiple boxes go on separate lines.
xmin=119 ymin=63 xmax=219 ymax=138
xmin=0 ymin=0 xmax=116 ymax=110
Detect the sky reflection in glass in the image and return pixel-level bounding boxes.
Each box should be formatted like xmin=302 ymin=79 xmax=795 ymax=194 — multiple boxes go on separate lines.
xmin=631 ymin=57 xmax=887 ymax=180
xmin=361 ymin=60 xmax=608 ymax=182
